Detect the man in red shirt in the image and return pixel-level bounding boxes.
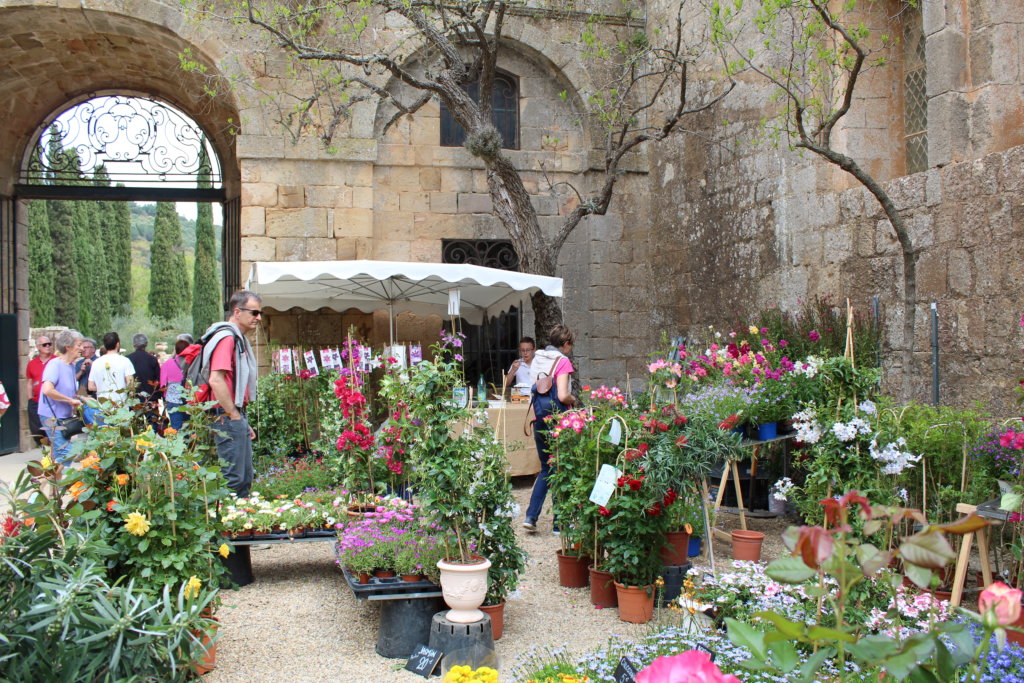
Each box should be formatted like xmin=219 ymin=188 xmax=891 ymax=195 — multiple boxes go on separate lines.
xmin=204 ymin=290 xmax=261 ymax=497
xmin=25 ymin=334 xmax=54 ymax=445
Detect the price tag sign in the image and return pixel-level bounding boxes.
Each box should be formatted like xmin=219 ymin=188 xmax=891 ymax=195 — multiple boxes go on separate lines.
xmin=319 ymin=348 xmax=334 ymax=370
xmin=606 ymin=417 xmax=622 ymax=445
xmin=613 ymin=656 xmax=641 ymax=683
xmin=303 ymin=350 xmax=319 ymax=375
xmin=410 ymin=344 xmax=423 ymax=364
xmin=589 ymin=464 xmax=622 ymax=507
xmin=405 ymin=643 xmax=443 ymax=678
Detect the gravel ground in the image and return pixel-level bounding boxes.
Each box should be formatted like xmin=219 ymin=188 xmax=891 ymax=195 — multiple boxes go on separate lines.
xmin=204 ymin=484 xmax=795 ymax=683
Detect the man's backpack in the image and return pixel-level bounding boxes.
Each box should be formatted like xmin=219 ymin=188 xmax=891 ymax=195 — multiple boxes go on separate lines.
xmin=181 ymin=323 xmax=246 ymax=404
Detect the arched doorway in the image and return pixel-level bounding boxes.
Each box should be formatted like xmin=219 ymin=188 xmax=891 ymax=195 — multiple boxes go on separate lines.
xmin=0 ymin=3 xmax=240 ymax=453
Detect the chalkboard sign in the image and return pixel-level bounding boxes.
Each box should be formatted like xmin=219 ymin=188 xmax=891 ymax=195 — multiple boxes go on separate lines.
xmin=697 ymin=643 xmax=717 ymax=662
xmin=405 ymin=643 xmax=443 ymax=678
xmin=613 ymin=656 xmax=641 ymax=683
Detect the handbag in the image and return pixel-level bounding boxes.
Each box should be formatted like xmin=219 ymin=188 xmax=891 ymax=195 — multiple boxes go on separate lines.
xmin=44 ymin=395 xmax=85 ymax=438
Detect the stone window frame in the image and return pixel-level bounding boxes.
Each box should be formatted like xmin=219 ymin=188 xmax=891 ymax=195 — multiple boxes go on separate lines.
xmin=902 ymin=3 xmax=927 ymax=175
xmin=439 ymin=70 xmax=520 ymax=150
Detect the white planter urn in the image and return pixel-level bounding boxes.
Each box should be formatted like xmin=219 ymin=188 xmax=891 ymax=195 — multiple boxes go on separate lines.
xmin=436 ymin=556 xmax=491 ymax=623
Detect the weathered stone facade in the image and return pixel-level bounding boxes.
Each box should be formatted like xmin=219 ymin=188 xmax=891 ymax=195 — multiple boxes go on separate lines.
xmin=2 ymin=0 xmax=1023 ymax=449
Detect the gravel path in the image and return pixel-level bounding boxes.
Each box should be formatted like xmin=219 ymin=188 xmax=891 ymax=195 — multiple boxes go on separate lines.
xmin=205 ymin=484 xmax=790 ymax=683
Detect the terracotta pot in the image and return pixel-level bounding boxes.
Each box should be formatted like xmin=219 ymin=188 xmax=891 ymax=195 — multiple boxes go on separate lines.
xmin=232 ymin=529 xmax=253 ymax=540
xmin=731 ymin=530 xmax=765 ymax=562
xmin=480 ymin=600 xmax=506 ymax=640
xmin=660 ymin=530 xmax=691 ymax=566
xmin=437 ymin=556 xmax=491 ymax=623
xmin=589 ymin=567 xmax=618 ymax=608
xmin=288 ymin=526 xmax=306 ymax=538
xmin=373 ymin=569 xmax=396 ymax=579
xmin=191 ymin=615 xmax=219 ymax=675
xmin=614 ymin=582 xmax=655 ymax=624
xmin=400 ymin=573 xmax=423 ymax=583
xmin=356 ymin=571 xmax=371 ymax=584
xmin=556 ymin=550 xmax=590 ymax=588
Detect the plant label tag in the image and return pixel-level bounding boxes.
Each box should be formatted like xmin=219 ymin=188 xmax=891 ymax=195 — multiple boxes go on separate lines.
xmin=331 ymin=348 xmax=342 ymax=368
xmin=303 ymin=350 xmax=319 ymax=375
xmin=319 ymin=348 xmax=334 ymax=370
xmin=697 ymin=643 xmax=716 ymax=662
xmin=590 ymin=464 xmax=621 ymax=507
xmin=607 ymin=418 xmax=622 ymax=444
xmin=405 ymin=643 xmax=443 ymax=678
xmin=410 ymin=344 xmax=423 ymax=364
xmin=388 ymin=345 xmax=408 ymax=369
xmin=613 ymin=656 xmax=640 ymax=682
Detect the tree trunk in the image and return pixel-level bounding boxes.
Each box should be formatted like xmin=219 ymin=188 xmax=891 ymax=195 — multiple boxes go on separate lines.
xmin=530 ymin=291 xmax=563 ymax=343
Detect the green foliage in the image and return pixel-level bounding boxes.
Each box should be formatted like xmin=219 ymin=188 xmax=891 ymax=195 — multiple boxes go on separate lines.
xmin=251 ymin=455 xmax=343 ymax=499
xmin=108 ymin=191 xmax=133 ymax=316
xmin=46 ymin=130 xmax=81 ymax=327
xmin=149 ymin=202 xmax=190 ymax=320
xmin=111 ymin=309 xmax=193 ymax=354
xmin=192 ymin=144 xmax=221 ymax=336
xmin=747 ymin=297 xmax=883 ymax=368
xmin=27 ymin=198 xmax=55 ymax=327
xmin=250 ymin=369 xmax=342 ymax=461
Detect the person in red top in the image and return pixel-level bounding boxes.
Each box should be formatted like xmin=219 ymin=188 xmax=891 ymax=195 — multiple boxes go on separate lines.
xmin=25 ymin=334 xmax=54 ymax=445
xmin=204 ymin=290 xmax=261 ymax=497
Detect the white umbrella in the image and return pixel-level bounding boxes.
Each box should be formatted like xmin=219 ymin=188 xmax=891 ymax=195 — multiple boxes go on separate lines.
xmin=246 ymin=260 xmax=563 ymax=343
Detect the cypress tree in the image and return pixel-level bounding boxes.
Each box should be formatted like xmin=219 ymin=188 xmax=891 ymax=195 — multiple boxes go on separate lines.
xmin=109 ymin=187 xmax=133 ymax=316
xmin=149 ymin=202 xmax=187 ymax=320
xmin=192 ymin=142 xmax=220 ymax=336
xmin=46 ymin=136 xmax=80 ymax=328
xmin=27 ymin=198 xmax=55 ymax=326
xmin=73 ymin=199 xmax=97 ymax=335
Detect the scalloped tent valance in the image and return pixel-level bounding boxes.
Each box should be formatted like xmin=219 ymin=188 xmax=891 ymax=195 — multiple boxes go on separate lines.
xmin=246 ymin=260 xmax=562 ymax=327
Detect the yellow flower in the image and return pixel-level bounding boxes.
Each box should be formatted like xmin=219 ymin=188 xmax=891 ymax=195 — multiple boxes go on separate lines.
xmin=748 ymin=325 xmax=759 ymax=335
xmin=135 ymin=438 xmax=154 ymax=451
xmin=124 ymin=511 xmax=151 ymax=536
xmin=40 ymin=455 xmax=53 ymax=469
xmin=184 ymin=575 xmax=202 ymax=600
xmin=218 ymin=543 xmax=230 ymax=559
xmin=116 ymin=473 xmax=129 ymax=486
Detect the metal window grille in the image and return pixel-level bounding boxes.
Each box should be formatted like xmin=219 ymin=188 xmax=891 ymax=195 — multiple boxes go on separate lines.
xmin=440 ymin=72 xmax=519 ymax=150
xmin=904 ymin=9 xmax=928 ymax=174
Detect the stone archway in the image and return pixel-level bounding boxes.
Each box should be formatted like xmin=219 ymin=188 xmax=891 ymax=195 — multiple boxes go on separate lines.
xmin=0 ymin=1 xmax=241 ymax=451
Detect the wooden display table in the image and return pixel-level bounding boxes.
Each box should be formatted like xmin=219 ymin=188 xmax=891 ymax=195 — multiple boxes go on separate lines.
xmin=950 ymin=501 xmax=1002 ymax=607
xmin=708 ymin=433 xmax=794 ymax=545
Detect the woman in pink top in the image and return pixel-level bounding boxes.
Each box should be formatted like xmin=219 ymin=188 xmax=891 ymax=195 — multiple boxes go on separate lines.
xmin=523 ymin=324 xmax=577 ymax=533
xmin=160 ymin=337 xmax=192 ymax=430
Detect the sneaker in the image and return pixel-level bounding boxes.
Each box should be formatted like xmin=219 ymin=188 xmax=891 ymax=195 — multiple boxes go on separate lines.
xmin=551 ymin=528 xmax=560 ymax=536
xmin=522 ymin=518 xmax=537 ymax=532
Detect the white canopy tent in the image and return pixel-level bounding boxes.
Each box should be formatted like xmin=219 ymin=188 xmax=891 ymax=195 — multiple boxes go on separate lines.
xmin=245 ymin=260 xmax=563 ymax=343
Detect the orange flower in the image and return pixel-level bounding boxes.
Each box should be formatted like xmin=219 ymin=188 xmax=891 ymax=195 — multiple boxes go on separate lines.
xmin=80 ymin=454 xmax=101 ymax=471
xmin=164 ymin=428 xmax=178 ymax=436
xmin=106 ymin=500 xmax=118 ymax=512
xmin=23 ymin=518 xmax=34 ymax=526
xmin=68 ymin=481 xmax=87 ymax=500
xmin=115 ymin=473 xmax=129 ymax=486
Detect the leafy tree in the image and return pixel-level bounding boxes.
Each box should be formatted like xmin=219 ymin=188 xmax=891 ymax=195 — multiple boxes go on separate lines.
xmin=27 ymin=198 xmax=55 ymax=327
xmin=45 ymin=133 xmax=80 ymax=328
xmin=109 ymin=191 xmax=133 ymax=316
xmin=184 ymin=1 xmax=733 ymax=339
xmin=192 ymin=142 xmax=221 ymax=336
xmin=708 ymin=0 xmax=919 ymax=395
xmin=149 ymin=202 xmax=189 ymax=320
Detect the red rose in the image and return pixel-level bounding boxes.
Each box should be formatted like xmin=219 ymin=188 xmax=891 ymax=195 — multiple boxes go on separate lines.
xmin=638 ymin=443 xmax=650 ymax=454
xmin=646 ymin=503 xmax=662 ymax=516
xmin=598 ymin=506 xmax=611 ymax=517
xmin=628 ymin=476 xmax=644 ymax=491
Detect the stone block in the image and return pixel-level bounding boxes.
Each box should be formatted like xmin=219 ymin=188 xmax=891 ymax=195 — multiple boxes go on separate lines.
xmin=275 ymin=238 xmax=336 ymax=261
xmin=589 ymin=262 xmax=624 ymax=288
xmin=334 ymin=208 xmax=373 ymax=238
xmin=530 ymin=194 xmax=559 ymax=216
xmin=458 ymin=193 xmax=492 ymax=214
xmin=378 ymin=144 xmax=416 ymax=166
xmin=887 ymin=174 xmax=926 ymax=211
xmin=874 ymin=219 xmax=900 ymax=255
xmin=241 ymin=182 xmax=277 ymax=207
xmin=928 ymin=92 xmax=969 ymax=166
xmin=278 ymin=185 xmax=304 ymax=208
xmin=420 ymin=168 xmax=442 ymax=191
xmin=240 ymin=206 xmax=265 ymax=236
xmin=472 ymin=171 xmax=489 ymax=194
xmin=922 ymin=0 xmax=946 ymax=35
xmin=946 ymin=247 xmax=973 ymax=295
xmin=350 ymin=164 xmax=374 ymax=187
xmin=375 ymin=212 xmax=414 ymax=241
xmin=266 ymin=208 xmax=329 ymax=238
xmin=305 ymin=186 xmax=353 ymax=208
xmin=441 ymin=169 xmax=472 ymax=192
xmin=399 ymin=192 xmax=430 ymax=213
xmin=916 ymin=251 xmax=947 ymax=298
xmin=926 ymin=27 xmax=967 ymax=96
xmin=236 ymin=135 xmax=285 ymax=159
xmin=387 ymin=167 xmax=422 ymax=190
xmin=353 ymin=186 xmax=374 ymax=209
xmin=335 ymin=238 xmax=358 ymax=260
xmin=821 ymin=227 xmax=852 ymax=262
xmin=240 ymin=237 xmax=276 ymax=261
xmin=410 ymin=239 xmax=440 ymax=262
xmin=373 ymin=240 xmax=412 ymax=261
xmin=587 ymin=337 xmax=616 ymax=361
xmin=925 ymin=168 xmax=943 ymax=206
xmin=792 ymin=230 xmax=823 ymax=266
xmin=430 ymin=192 xmax=457 ymax=214
xmin=409 ymin=117 xmax=439 ymax=146
xmin=906 ymin=212 xmax=934 ymax=249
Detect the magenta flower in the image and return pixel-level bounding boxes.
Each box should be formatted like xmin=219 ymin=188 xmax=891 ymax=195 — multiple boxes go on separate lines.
xmin=637 ymin=650 xmax=741 ymax=683
xmin=809 ymin=330 xmax=820 ymax=341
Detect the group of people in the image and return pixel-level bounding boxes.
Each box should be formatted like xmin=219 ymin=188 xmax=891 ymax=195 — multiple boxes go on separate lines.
xmin=13 ymin=290 xmax=263 ymax=502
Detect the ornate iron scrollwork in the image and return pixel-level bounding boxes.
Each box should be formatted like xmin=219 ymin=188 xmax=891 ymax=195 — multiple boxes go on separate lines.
xmin=20 ymin=95 xmax=221 ymax=187
xmin=442 ymin=239 xmax=520 ymax=271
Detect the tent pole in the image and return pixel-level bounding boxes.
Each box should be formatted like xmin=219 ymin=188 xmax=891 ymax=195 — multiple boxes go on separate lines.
xmin=388 ymin=300 xmax=395 ymax=347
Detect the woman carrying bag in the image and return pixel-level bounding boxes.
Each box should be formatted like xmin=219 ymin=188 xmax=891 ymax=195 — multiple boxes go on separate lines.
xmin=39 ymin=329 xmax=84 ymax=463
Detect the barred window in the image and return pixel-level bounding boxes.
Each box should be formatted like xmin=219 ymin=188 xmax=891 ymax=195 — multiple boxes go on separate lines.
xmin=440 ymin=72 xmax=519 ymax=149
xmin=903 ymin=6 xmax=927 ymax=174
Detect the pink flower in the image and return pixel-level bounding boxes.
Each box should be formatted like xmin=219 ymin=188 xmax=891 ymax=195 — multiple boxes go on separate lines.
xmin=637 ymin=650 xmax=741 ymax=683
xmin=809 ymin=330 xmax=820 ymax=341
xmin=979 ymin=581 xmax=1023 ymax=626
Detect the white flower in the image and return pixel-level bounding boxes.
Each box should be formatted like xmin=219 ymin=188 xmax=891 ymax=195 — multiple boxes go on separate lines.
xmin=772 ymin=477 xmax=795 ymax=501
xmin=858 ymin=400 xmax=877 ymax=415
xmin=869 ymin=437 xmax=922 ymax=476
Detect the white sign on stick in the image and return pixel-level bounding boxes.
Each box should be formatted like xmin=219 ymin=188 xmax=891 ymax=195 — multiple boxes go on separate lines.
xmin=589 ymin=464 xmax=622 ymax=507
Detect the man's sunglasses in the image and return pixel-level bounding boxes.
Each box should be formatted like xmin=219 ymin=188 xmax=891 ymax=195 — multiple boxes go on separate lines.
xmin=239 ymin=307 xmax=263 ymax=318
xmin=39 ymin=342 xmax=52 ymax=347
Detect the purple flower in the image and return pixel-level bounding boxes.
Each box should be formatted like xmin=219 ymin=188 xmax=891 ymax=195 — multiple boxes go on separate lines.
xmin=454 ymin=354 xmax=463 ymax=361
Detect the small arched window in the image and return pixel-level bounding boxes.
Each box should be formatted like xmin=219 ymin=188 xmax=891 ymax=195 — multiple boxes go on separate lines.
xmin=440 ymin=71 xmax=519 ymax=150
